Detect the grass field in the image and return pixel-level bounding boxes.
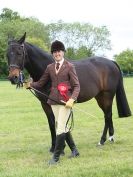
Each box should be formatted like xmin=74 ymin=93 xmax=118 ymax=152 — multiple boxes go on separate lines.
xmin=0 ymin=78 xmax=133 ymax=177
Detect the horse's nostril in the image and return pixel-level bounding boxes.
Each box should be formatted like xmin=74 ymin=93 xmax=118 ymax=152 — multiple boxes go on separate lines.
xmin=13 ymin=76 xmax=18 ymax=82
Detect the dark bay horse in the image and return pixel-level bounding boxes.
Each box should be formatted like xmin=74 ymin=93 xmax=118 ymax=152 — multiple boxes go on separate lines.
xmin=7 ymin=33 xmax=131 ymax=150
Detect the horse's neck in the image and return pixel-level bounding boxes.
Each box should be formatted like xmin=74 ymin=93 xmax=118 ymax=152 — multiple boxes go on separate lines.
xmin=25 ymin=43 xmax=54 ymax=81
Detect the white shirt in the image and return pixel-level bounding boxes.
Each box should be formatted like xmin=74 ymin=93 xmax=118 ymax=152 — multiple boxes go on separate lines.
xmin=55 ymin=58 xmax=64 ymax=73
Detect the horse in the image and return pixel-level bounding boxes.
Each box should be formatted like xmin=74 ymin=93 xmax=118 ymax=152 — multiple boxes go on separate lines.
xmin=7 ymin=33 xmax=131 ymax=151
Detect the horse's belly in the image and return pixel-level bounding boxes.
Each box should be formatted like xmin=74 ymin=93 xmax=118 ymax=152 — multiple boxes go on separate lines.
xmin=77 ymin=87 xmax=99 ymax=103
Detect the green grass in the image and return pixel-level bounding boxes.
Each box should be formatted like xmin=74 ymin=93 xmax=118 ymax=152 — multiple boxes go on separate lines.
xmin=0 ymin=78 xmax=133 ymax=177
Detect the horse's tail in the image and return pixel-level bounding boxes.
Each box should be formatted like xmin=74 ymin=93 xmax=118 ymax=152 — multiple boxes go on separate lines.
xmin=113 ymin=61 xmax=131 ymax=117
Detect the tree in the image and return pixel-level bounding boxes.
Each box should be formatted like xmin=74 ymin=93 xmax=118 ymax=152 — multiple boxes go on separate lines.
xmin=0 ymin=8 xmax=112 ymax=77
xmin=114 ymin=49 xmax=133 ymax=74
xmin=65 ymin=46 xmax=93 ymax=60
xmin=0 ymin=8 xmax=50 ymax=77
xmin=27 ymin=36 xmax=48 ymax=51
xmin=47 ymin=20 xmax=111 ymax=58
xmin=0 ymin=8 xmax=20 ymax=21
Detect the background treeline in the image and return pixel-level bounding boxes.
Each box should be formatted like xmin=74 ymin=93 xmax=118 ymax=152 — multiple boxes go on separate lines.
xmin=0 ymin=8 xmax=133 ymax=78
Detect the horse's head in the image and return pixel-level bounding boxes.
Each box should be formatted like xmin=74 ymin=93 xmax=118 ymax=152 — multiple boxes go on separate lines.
xmin=7 ymin=32 xmax=26 ymax=84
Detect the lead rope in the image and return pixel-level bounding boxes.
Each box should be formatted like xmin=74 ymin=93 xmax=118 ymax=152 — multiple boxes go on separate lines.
xmin=65 ymin=108 xmax=74 ymax=131
xmin=30 ymin=86 xmax=64 ymax=104
xmin=28 ymin=87 xmax=74 ymax=131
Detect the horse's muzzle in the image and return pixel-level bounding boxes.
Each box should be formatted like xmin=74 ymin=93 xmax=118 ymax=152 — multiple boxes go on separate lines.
xmin=8 ymin=75 xmax=19 ymax=84
xmin=8 ymin=68 xmax=20 ymax=84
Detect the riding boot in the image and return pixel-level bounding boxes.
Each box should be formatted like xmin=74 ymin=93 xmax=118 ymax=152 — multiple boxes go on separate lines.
xmin=48 ymin=133 xmax=66 ymax=165
xmin=65 ymin=132 xmax=80 ymax=158
xmin=49 ymin=144 xmax=55 ymax=153
xmin=49 ymin=142 xmax=66 ymax=156
xmin=61 ymin=142 xmax=66 ymax=156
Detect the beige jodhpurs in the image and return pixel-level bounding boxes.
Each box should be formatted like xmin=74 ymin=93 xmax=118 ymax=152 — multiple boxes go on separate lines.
xmin=51 ymin=105 xmax=71 ymax=135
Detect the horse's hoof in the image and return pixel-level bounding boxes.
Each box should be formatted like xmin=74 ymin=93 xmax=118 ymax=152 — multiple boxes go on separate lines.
xmin=109 ymin=136 xmax=114 ymax=143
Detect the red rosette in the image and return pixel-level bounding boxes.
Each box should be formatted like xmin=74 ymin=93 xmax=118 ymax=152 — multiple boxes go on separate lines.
xmin=57 ymin=83 xmax=69 ymax=101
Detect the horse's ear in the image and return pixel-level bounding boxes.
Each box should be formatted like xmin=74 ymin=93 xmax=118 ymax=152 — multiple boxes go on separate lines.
xmin=18 ymin=32 xmax=26 ymax=44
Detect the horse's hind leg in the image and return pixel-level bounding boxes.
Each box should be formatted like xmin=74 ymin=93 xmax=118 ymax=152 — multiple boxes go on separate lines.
xmin=41 ymin=102 xmax=56 ymax=152
xmin=95 ymin=92 xmax=114 ymax=145
xmin=108 ymin=111 xmax=114 ymax=143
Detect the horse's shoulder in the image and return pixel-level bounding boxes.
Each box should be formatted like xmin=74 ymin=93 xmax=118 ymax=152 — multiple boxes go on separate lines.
xmin=65 ymin=60 xmax=74 ymax=68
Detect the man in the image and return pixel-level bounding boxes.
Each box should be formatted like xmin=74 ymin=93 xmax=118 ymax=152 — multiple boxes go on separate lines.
xmin=25 ymin=40 xmax=80 ymax=165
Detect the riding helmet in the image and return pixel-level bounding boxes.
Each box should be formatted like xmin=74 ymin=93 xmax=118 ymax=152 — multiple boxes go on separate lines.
xmin=51 ymin=40 xmax=66 ymax=53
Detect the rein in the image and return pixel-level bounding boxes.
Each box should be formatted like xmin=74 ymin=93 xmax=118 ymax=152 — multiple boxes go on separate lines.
xmin=29 ymin=86 xmax=74 ymax=131
xmin=30 ymin=86 xmax=64 ymax=105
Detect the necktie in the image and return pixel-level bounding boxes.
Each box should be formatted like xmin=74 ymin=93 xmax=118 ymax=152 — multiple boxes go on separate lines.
xmin=56 ymin=63 xmax=60 ymax=70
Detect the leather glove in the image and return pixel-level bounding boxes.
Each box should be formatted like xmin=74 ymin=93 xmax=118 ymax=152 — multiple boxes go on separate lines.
xmin=23 ymin=82 xmax=31 ymax=89
xmin=65 ymin=98 xmax=75 ymax=108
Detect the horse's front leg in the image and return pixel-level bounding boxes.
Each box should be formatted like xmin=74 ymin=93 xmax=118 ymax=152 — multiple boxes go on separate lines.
xmin=41 ymin=102 xmax=56 ymax=153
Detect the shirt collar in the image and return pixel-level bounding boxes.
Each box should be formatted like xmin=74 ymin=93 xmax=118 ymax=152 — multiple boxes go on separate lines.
xmin=55 ymin=58 xmax=64 ymax=65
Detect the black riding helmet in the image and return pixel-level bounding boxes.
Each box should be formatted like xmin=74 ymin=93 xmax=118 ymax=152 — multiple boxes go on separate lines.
xmin=51 ymin=40 xmax=66 ymax=53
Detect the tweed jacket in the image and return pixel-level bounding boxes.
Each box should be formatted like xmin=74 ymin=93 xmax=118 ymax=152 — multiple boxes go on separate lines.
xmin=31 ymin=60 xmax=80 ymax=105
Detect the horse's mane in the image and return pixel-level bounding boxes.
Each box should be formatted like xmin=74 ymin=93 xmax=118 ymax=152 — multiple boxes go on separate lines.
xmin=25 ymin=42 xmax=54 ymax=62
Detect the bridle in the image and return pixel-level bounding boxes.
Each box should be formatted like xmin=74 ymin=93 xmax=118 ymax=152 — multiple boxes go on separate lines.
xmin=9 ymin=43 xmax=26 ymax=71
xmin=9 ymin=43 xmax=26 ymax=87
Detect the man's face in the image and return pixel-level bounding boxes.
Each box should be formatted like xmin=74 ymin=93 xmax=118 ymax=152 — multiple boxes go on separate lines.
xmin=52 ymin=50 xmax=64 ymax=62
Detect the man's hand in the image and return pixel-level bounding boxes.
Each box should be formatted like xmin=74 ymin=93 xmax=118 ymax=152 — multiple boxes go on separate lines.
xmin=65 ymin=98 xmax=75 ymax=108
xmin=23 ymin=82 xmax=31 ymax=89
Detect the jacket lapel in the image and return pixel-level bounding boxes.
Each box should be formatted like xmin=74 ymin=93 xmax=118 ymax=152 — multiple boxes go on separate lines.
xmin=50 ymin=62 xmax=56 ymax=75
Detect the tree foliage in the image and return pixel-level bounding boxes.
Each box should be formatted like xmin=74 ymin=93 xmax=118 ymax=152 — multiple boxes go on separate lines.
xmin=0 ymin=8 xmax=112 ymax=77
xmin=0 ymin=8 xmax=50 ymax=77
xmin=0 ymin=8 xmax=21 ymax=21
xmin=47 ymin=20 xmax=111 ymax=58
xmin=114 ymin=49 xmax=133 ymax=74
xmin=65 ymin=46 xmax=93 ymax=60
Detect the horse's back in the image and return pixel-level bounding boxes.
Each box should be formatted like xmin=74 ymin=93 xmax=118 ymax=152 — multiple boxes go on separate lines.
xmin=71 ymin=57 xmax=120 ymax=102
